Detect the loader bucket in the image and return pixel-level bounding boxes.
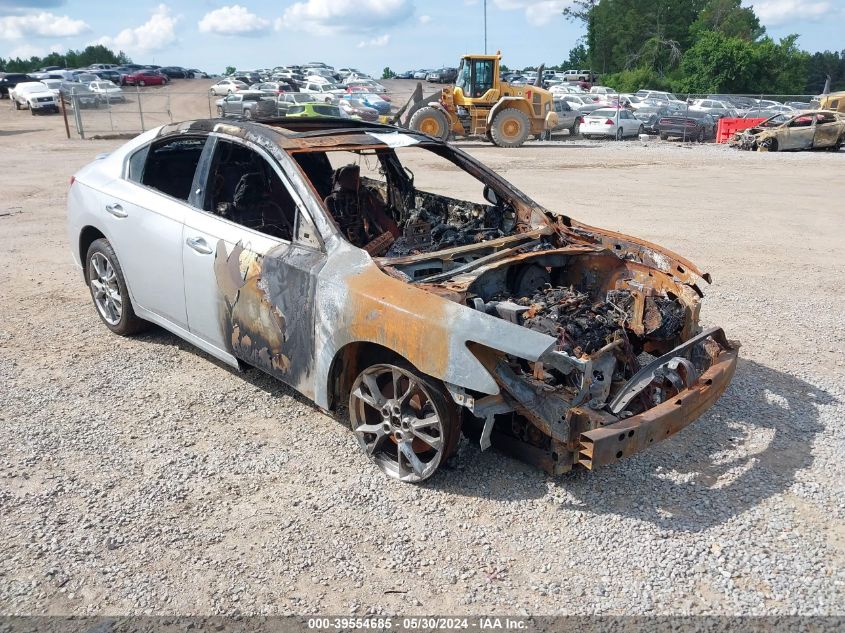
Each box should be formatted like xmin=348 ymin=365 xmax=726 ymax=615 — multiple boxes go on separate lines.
xmin=392 ymin=82 xmax=441 ymax=128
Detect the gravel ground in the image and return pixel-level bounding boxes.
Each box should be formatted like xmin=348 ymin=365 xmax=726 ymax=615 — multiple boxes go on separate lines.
xmin=1 ymin=100 xmax=844 ymax=617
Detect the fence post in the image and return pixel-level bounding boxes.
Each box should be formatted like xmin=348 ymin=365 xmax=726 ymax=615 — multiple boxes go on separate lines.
xmin=107 ymin=94 xmax=114 ymax=132
xmin=72 ymin=94 xmax=84 ymax=139
xmin=137 ymin=88 xmax=145 ymax=132
xmin=59 ymin=91 xmax=71 ymax=139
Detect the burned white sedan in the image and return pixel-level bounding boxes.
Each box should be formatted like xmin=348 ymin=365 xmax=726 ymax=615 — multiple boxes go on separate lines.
xmin=67 ymin=118 xmax=739 ymax=482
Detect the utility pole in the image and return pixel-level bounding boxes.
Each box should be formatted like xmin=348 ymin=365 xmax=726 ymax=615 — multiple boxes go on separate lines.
xmin=484 ymin=0 xmax=487 ymax=54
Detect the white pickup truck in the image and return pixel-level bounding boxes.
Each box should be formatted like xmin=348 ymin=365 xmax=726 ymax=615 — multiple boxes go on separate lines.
xmin=9 ymin=81 xmax=59 ymax=115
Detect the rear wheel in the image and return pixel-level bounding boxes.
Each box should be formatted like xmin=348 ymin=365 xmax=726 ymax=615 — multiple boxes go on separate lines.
xmin=408 ymin=106 xmax=450 ymax=141
xmin=697 ymin=128 xmax=705 ymax=143
xmin=85 ymin=239 xmax=146 ymax=336
xmin=490 ymin=108 xmax=531 ymax=148
xmin=659 ymin=133 xmax=668 ymax=140
xmin=243 ymin=108 xmax=253 ymax=120
xmin=216 ymin=106 xmax=224 ymax=116
xmin=570 ymin=120 xmax=580 ymax=137
xmin=349 ymin=363 xmax=460 ymax=483
xmin=615 ymin=128 xmax=623 ymax=141
xmin=139 ymin=80 xmax=146 ymax=87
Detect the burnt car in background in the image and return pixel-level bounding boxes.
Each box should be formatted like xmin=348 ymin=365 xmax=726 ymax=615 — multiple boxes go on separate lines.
xmin=658 ymin=110 xmax=716 ymax=142
xmin=67 ymin=119 xmax=739 ymax=482
xmin=731 ymin=110 xmax=845 ymax=151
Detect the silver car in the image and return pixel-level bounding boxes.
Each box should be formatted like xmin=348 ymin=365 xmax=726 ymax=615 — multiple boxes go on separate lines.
xmin=215 ymin=91 xmax=277 ymax=119
xmin=67 ymin=118 xmax=738 ymax=483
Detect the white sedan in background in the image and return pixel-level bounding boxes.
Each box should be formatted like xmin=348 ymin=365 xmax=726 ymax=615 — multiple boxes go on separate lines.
xmin=89 ymin=80 xmax=126 ymax=103
xmin=300 ymin=82 xmax=346 ymax=103
xmin=209 ymin=79 xmax=248 ymax=96
xmin=581 ymin=108 xmax=644 ymax=140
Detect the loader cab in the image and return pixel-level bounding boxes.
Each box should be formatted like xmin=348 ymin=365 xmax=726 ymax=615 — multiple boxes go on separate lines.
xmin=455 ymin=54 xmax=500 ymax=102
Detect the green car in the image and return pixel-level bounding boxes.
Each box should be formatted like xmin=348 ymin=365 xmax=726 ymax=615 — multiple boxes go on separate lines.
xmin=284 ymin=102 xmax=343 ymax=118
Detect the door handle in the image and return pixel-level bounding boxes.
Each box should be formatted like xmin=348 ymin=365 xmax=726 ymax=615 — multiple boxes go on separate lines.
xmin=186 ymin=236 xmax=213 ymax=255
xmin=105 ymin=203 xmax=127 ymax=218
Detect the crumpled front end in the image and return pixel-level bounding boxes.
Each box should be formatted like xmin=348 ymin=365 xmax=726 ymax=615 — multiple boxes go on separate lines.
xmin=383 ymin=222 xmax=740 ymax=474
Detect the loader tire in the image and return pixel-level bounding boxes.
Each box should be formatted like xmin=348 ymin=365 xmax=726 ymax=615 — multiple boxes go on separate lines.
xmin=409 ymin=107 xmax=450 ymax=141
xmin=490 ymin=109 xmax=530 ymax=148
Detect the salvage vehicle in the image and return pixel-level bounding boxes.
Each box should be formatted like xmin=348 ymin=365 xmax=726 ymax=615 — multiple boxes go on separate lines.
xmin=581 ymin=108 xmax=643 ymax=140
xmin=8 ymin=81 xmax=59 ymax=114
xmin=731 ymin=110 xmax=845 ymax=151
xmin=394 ymin=52 xmax=559 ymax=148
xmin=67 ymin=118 xmax=739 ymax=483
xmin=657 ymin=111 xmax=716 ymax=142
xmin=215 ymin=91 xmax=277 ymax=120
xmin=123 ymin=70 xmax=167 ymax=87
xmin=0 ymin=72 xmax=38 ymax=98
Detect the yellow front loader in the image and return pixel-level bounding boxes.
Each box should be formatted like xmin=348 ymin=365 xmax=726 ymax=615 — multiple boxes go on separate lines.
xmin=392 ymin=52 xmax=558 ymax=148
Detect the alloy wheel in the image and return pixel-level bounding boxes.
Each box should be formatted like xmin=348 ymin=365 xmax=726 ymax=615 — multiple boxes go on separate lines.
xmin=349 ymin=364 xmax=446 ymax=482
xmin=89 ymin=252 xmax=122 ymax=326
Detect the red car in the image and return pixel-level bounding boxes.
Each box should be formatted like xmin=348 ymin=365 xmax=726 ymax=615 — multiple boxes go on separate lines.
xmin=123 ymin=70 xmax=167 ymax=87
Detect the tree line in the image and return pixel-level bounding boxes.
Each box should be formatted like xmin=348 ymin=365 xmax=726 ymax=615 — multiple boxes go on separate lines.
xmin=561 ymin=0 xmax=844 ymax=95
xmin=0 ymin=45 xmax=130 ymax=74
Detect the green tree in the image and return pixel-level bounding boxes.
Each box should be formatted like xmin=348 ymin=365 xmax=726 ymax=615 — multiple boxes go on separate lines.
xmin=690 ymin=0 xmax=765 ymax=41
xmin=563 ymin=42 xmax=589 ymax=68
xmin=224 ymin=66 xmax=236 ymax=76
xmin=382 ymin=67 xmax=396 ymax=79
xmin=0 ymin=45 xmax=130 ymax=73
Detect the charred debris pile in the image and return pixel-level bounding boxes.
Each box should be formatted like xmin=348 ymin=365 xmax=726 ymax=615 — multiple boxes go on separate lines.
xmin=478 ymin=284 xmax=685 ymax=359
xmin=386 ymin=200 xmax=516 ymax=257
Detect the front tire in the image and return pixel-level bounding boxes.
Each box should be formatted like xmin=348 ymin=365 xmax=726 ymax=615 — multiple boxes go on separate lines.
xmin=697 ymin=128 xmax=705 ymax=143
xmin=217 ymin=106 xmax=224 ymax=116
xmin=86 ymin=239 xmax=146 ymax=336
xmin=570 ymin=120 xmax=580 ymax=137
xmin=408 ymin=106 xmax=450 ymax=141
xmin=139 ymin=80 xmax=146 ymax=87
xmin=490 ymin=108 xmax=531 ymax=148
xmin=349 ymin=363 xmax=461 ymax=483
xmin=615 ymin=128 xmax=623 ymax=141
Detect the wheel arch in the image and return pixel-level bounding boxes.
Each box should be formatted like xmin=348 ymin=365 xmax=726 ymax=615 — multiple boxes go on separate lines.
xmin=326 ymin=341 xmax=409 ymax=411
xmin=78 ymin=225 xmax=106 ymax=279
xmin=486 ymin=98 xmax=533 ymax=127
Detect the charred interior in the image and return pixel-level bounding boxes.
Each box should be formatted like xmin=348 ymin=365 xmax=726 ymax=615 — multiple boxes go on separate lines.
xmin=291 ymin=138 xmax=737 ymax=473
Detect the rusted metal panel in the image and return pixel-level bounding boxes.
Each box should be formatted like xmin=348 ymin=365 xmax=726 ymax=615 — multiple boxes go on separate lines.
xmin=578 ymin=347 xmax=738 ymax=469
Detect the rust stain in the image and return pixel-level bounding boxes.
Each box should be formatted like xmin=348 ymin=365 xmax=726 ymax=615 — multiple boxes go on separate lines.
xmin=346 ymin=265 xmax=450 ymax=380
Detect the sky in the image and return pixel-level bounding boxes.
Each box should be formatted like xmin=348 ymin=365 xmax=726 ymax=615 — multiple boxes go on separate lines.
xmin=1 ymin=0 xmax=843 ymax=73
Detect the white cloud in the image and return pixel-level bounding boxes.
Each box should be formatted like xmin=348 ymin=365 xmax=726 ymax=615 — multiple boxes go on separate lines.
xmin=95 ymin=4 xmax=179 ymax=54
xmin=418 ymin=14 xmax=431 ymax=24
xmin=357 ymin=33 xmax=390 ymax=48
xmin=6 ymin=42 xmax=63 ymax=59
xmin=493 ymin=0 xmax=571 ymax=26
xmin=276 ymin=0 xmax=413 ymax=34
xmin=750 ymin=0 xmax=831 ymax=25
xmin=0 ymin=12 xmax=90 ymax=39
xmin=198 ymin=5 xmax=270 ymax=36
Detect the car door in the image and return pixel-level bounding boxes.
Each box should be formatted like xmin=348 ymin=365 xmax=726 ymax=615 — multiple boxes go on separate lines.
xmin=783 ymin=115 xmax=815 ymax=149
xmin=100 ymin=135 xmax=209 ymax=329
xmin=812 ymin=112 xmax=840 ymax=147
xmin=182 ymin=135 xmax=326 ymax=390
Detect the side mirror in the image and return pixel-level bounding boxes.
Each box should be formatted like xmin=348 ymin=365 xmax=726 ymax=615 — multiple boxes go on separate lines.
xmin=483 ymin=185 xmax=499 ymax=206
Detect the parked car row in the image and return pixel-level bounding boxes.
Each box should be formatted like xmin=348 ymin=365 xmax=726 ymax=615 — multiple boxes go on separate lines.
xmin=213 ymin=89 xmax=387 ymax=121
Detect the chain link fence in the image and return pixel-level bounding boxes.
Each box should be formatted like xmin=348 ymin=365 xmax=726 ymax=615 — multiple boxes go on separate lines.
xmin=67 ymin=88 xmax=217 ymax=139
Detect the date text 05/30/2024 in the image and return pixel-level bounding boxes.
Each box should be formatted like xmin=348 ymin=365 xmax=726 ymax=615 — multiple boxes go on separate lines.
xmin=307 ymin=617 xmax=528 ymax=630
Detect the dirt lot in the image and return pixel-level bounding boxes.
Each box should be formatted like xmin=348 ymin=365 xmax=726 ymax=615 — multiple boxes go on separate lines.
xmin=1 ymin=82 xmax=844 ymax=617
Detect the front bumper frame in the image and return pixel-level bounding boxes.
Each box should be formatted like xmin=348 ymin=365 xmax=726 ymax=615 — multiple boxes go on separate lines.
xmin=577 ymin=343 xmax=738 ymax=469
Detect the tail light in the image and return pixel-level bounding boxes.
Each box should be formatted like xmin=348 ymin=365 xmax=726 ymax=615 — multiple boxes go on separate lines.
xmin=605 ymin=118 xmax=614 ymax=125
xmin=577 ymin=116 xmax=584 ymax=123
xmin=658 ymin=118 xmax=670 ymax=125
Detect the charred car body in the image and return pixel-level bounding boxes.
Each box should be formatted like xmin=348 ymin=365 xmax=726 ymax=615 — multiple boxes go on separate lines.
xmin=731 ymin=110 xmax=845 ymax=151
xmin=67 ymin=118 xmax=739 ymax=482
